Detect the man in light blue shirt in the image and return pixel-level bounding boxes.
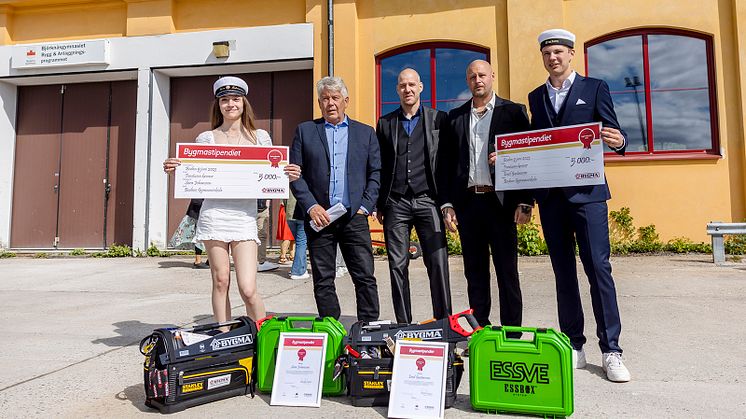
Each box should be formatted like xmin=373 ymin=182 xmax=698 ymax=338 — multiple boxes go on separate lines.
xmin=290 ymin=76 xmax=381 ymax=321
xmin=325 ymin=117 xmax=351 ymax=210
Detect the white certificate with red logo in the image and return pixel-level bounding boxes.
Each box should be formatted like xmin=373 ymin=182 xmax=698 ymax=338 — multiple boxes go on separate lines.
xmin=270 ymin=332 xmax=327 ymax=408
xmin=494 ymin=122 xmax=605 ymax=190
xmin=388 ymin=341 xmax=449 ymax=419
xmin=173 ymin=143 xmax=289 ymax=199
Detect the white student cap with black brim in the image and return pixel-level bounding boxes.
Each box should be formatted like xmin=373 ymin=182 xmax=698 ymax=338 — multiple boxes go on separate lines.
xmin=538 ymin=29 xmax=576 ymax=50
xmin=213 ymin=76 xmax=248 ymax=97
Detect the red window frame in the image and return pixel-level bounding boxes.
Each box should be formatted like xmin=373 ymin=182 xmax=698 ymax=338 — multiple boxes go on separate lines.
xmin=585 ymin=29 xmax=720 ymax=161
xmin=375 ymin=42 xmax=489 ymax=119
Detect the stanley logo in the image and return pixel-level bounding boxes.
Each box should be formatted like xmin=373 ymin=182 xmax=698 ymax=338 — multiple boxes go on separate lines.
xmin=393 ymin=328 xmax=443 ymax=340
xmin=210 ymin=334 xmax=253 ymax=351
xmin=181 ymin=382 xmax=204 ymax=393
xmin=490 ymin=361 xmax=549 ymax=384
xmin=363 ymin=380 xmax=384 ymax=389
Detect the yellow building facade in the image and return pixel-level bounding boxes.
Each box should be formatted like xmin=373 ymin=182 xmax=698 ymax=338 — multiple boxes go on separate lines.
xmin=0 ymin=0 xmax=743 ymax=249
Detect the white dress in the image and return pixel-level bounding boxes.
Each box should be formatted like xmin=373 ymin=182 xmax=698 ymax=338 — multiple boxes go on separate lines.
xmin=193 ymin=129 xmax=272 ymax=244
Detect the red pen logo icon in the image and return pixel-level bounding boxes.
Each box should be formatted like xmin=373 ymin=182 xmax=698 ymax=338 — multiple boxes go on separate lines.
xmin=267 ymin=149 xmax=283 ymax=168
xmin=298 ymin=348 xmax=307 ymax=361
xmin=416 ymin=357 xmax=426 ymax=371
xmin=578 ymin=128 xmax=595 ymax=149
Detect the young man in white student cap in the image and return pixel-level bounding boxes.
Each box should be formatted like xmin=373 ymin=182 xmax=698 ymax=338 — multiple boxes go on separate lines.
xmin=527 ymin=29 xmax=631 ymax=382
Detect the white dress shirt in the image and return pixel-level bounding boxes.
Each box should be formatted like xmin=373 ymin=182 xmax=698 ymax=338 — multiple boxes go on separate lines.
xmin=468 ymin=93 xmax=496 ymax=187
xmin=546 ymin=71 xmax=577 ymax=113
xmin=545 ymin=71 xmax=626 ymax=150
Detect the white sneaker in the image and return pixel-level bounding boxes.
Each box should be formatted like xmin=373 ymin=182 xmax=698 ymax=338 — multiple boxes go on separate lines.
xmin=257 ymin=261 xmax=278 ymax=272
xmin=602 ymin=352 xmax=631 ymax=382
xmin=290 ymin=272 xmax=310 ymax=280
xmin=335 ymin=266 xmax=348 ymax=278
xmin=572 ymin=348 xmax=587 ymax=369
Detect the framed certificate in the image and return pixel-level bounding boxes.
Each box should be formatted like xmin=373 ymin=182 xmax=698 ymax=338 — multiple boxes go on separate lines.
xmin=494 ymin=122 xmax=606 ymax=190
xmin=173 ymin=143 xmax=289 ymax=199
xmin=388 ymin=341 xmax=449 ymax=419
xmin=269 ymin=332 xmax=327 ymax=408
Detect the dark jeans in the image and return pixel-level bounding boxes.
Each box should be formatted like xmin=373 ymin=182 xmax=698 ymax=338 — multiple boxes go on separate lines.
xmin=454 ymin=192 xmax=522 ymax=328
xmin=539 ymin=190 xmax=622 ymax=353
xmin=383 ymin=193 xmax=452 ymax=323
xmin=305 ymin=212 xmax=379 ymax=321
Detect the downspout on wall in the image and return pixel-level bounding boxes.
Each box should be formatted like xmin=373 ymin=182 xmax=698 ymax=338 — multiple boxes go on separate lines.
xmin=328 ymin=0 xmax=334 ymax=76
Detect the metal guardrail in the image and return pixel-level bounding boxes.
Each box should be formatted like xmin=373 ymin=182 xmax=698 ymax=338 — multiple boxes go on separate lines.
xmin=706 ymin=222 xmax=746 ymax=265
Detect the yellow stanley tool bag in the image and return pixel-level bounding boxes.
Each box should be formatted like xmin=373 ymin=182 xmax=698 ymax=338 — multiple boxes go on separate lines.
xmin=140 ymin=317 xmax=257 ymax=413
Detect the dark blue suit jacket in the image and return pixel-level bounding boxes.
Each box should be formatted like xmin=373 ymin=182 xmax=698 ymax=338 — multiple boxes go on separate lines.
xmin=289 ymin=117 xmax=381 ymax=220
xmin=528 ymin=75 xmax=626 ymax=204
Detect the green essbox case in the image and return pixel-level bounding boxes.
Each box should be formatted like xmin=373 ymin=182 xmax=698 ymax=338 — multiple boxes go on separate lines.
xmin=469 ymin=325 xmax=574 ymax=417
xmin=256 ymin=316 xmax=347 ymax=396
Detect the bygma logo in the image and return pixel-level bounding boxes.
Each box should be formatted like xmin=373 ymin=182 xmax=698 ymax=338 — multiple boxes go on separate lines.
xmin=490 ymin=361 xmax=549 ymax=395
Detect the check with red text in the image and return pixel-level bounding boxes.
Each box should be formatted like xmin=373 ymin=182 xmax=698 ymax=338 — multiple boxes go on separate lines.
xmin=174 ymin=143 xmax=289 ymax=199
xmin=494 ymin=122 xmax=605 ymax=190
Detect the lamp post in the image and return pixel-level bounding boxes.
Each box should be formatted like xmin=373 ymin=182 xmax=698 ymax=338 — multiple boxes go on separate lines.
xmin=624 ymin=75 xmax=647 ymax=146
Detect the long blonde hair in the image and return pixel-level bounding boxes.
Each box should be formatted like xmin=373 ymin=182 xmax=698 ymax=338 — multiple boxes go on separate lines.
xmin=210 ymin=96 xmax=258 ymax=143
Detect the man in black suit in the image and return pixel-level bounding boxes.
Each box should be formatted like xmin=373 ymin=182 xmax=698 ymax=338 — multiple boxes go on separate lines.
xmin=374 ymin=68 xmax=451 ymax=324
xmin=439 ymin=60 xmax=533 ymax=331
xmin=290 ymin=76 xmax=381 ymax=321
xmin=528 ymin=29 xmax=630 ymax=382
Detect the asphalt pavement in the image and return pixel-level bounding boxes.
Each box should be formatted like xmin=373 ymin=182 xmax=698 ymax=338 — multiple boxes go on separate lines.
xmin=0 ymin=253 xmax=744 ymax=418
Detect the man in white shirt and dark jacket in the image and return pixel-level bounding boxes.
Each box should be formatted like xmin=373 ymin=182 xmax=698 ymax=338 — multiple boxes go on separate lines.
xmin=374 ymin=68 xmax=452 ymax=324
xmin=439 ymin=60 xmax=534 ymax=340
xmin=527 ymin=29 xmax=631 ymax=382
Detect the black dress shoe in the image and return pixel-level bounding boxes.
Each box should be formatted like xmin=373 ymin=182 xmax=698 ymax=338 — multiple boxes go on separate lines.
xmin=193 ymin=262 xmax=210 ymax=269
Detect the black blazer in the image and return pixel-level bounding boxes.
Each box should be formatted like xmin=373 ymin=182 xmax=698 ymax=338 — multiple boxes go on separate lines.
xmin=528 ymin=75 xmax=626 ymax=204
xmin=289 ymin=117 xmax=381 ymax=220
xmin=439 ymin=96 xmax=532 ymax=210
xmin=375 ymin=106 xmax=448 ymax=209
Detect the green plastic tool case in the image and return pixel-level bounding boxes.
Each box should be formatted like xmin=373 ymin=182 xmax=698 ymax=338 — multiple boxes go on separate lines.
xmin=140 ymin=317 xmax=258 ymax=414
xmin=256 ymin=316 xmax=347 ymax=395
xmin=469 ymin=325 xmax=574 ymax=417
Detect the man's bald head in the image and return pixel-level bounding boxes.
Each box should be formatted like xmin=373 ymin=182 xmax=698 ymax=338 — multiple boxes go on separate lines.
xmin=397 ymin=67 xmax=424 ymax=108
xmin=398 ymin=68 xmax=422 ymax=84
xmin=466 ymin=59 xmax=495 ymax=99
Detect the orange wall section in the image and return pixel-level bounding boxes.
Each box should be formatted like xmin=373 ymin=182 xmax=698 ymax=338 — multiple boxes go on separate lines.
xmin=173 ymin=0 xmax=306 ymax=32
xmin=10 ymin=2 xmax=127 ymax=43
xmin=125 ymin=0 xmax=174 ymax=36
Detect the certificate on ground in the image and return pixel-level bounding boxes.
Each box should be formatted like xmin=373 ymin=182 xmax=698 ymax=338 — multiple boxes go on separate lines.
xmin=388 ymin=341 xmax=449 ymax=419
xmin=270 ymin=332 xmax=327 ymax=408
xmin=495 ymin=122 xmax=605 ymax=190
xmin=174 ymin=143 xmax=289 ymax=199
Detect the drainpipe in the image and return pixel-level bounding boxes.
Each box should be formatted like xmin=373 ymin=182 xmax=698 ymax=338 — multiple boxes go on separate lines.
xmin=327 ymin=0 xmax=334 ymax=76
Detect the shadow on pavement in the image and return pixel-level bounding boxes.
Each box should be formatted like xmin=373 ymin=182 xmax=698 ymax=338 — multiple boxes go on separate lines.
xmin=441 ymin=393 xmax=475 ymax=415
xmin=157 ymin=260 xmax=196 ymax=269
xmin=117 ymin=384 xmax=153 ymax=414
xmin=92 ymin=315 xmax=214 ymax=347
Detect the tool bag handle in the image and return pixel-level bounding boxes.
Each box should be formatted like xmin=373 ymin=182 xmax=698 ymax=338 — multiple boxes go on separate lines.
xmin=448 ymin=308 xmax=482 ymax=337
xmin=274 ymin=316 xmax=324 ymax=330
xmin=139 ymin=333 xmax=159 ymax=356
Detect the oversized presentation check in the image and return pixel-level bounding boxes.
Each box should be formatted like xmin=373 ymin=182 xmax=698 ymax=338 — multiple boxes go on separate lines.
xmin=174 ymin=143 xmax=289 ymax=199
xmin=494 ymin=122 xmax=606 ymax=190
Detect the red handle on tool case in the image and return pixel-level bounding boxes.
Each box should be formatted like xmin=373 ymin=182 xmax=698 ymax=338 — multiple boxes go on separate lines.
xmin=449 ymin=308 xmax=482 ymax=337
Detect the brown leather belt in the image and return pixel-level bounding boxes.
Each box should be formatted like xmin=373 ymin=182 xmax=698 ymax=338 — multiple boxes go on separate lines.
xmin=467 ymin=185 xmax=494 ymax=194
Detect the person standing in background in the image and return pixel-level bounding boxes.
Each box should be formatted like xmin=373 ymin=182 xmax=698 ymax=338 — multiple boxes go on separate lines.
xmin=256 ymin=199 xmax=278 ymax=272
xmin=286 ymin=190 xmax=309 ymax=280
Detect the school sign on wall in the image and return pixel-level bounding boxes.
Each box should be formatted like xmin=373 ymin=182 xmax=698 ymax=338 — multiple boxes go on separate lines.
xmin=12 ymin=39 xmax=110 ymax=69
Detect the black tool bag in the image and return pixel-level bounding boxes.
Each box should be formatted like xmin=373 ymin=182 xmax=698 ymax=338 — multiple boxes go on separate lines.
xmin=140 ymin=317 xmax=257 ymax=414
xmin=340 ymin=309 xmax=480 ymax=408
